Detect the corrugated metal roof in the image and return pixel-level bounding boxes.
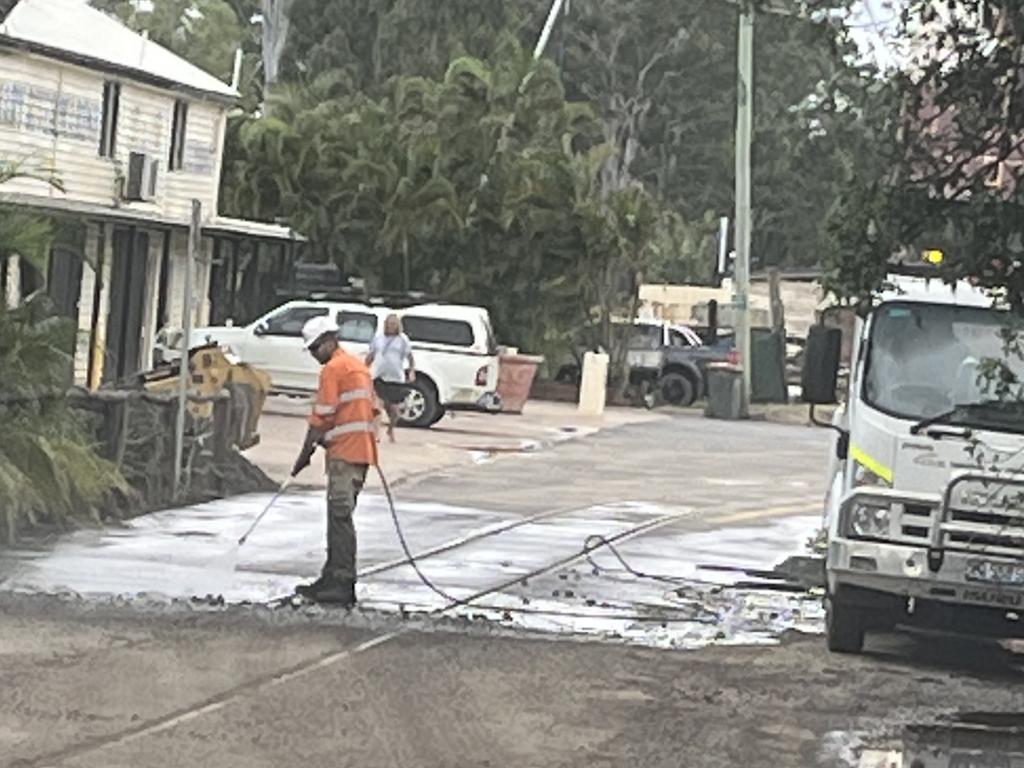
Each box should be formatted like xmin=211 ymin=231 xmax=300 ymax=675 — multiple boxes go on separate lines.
xmin=0 ymin=192 xmax=305 ymax=243
xmin=208 ymin=216 xmax=307 ymax=242
xmin=0 ymin=0 xmax=238 ymax=100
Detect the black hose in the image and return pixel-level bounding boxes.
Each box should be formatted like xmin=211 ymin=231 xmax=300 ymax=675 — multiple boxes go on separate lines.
xmin=374 ymin=463 xmax=463 ymax=605
xmin=373 ymin=465 xmax=710 ymax=619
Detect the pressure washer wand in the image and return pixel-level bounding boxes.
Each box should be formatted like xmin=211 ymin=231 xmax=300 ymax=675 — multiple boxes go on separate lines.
xmin=238 ymin=476 xmax=292 ymax=546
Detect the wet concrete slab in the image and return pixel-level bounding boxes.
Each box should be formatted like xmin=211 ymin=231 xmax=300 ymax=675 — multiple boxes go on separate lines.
xmin=447 ymin=513 xmax=826 ymax=649
xmin=0 ymin=492 xmax=517 ymax=602
xmin=0 ymin=490 xmax=825 ymax=649
xmin=0 ymin=483 xmax=827 ymax=651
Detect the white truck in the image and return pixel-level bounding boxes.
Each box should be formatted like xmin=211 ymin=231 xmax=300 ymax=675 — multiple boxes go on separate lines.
xmin=156 ymin=300 xmax=502 ymax=428
xmin=803 ymin=272 xmax=1024 ymax=653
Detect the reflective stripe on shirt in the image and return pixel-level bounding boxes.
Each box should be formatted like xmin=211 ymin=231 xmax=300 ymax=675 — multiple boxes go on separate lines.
xmin=339 ymin=388 xmax=372 ymax=404
xmin=324 ymin=421 xmax=376 ymax=441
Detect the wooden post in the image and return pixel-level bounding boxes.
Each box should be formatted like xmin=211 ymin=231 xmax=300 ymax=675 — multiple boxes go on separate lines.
xmin=767 ymin=267 xmax=788 ymax=403
xmin=174 ymin=200 xmax=201 ymax=499
xmin=768 ymin=267 xmax=785 ymax=333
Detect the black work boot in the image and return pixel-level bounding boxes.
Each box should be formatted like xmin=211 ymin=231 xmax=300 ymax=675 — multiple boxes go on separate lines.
xmin=294 ymin=576 xmax=330 ymax=600
xmin=307 ymin=580 xmax=357 ymax=607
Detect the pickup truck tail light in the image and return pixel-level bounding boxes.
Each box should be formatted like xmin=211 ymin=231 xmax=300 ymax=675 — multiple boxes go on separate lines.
xmin=727 ymin=350 xmax=740 ymax=365
xmin=476 ymin=366 xmax=489 ymax=386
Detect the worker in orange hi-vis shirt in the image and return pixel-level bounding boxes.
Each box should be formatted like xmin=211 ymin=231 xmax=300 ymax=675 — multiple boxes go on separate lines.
xmin=290 ymin=315 xmax=379 ymax=606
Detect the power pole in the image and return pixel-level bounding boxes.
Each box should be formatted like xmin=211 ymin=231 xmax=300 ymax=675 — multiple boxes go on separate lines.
xmin=734 ymin=4 xmax=754 ymax=418
xmin=534 ymin=0 xmax=568 ymax=59
xmin=174 ymin=200 xmax=201 ymax=499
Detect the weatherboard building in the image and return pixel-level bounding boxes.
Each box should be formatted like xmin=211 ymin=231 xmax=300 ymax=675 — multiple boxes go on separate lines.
xmin=0 ymin=0 xmax=302 ymax=386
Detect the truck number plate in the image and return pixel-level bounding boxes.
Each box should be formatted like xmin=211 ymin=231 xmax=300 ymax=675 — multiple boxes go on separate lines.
xmin=965 ymin=558 xmax=1024 ymax=586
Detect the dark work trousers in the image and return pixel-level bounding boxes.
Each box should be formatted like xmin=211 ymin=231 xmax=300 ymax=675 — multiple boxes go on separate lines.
xmin=324 ymin=458 xmax=368 ymax=585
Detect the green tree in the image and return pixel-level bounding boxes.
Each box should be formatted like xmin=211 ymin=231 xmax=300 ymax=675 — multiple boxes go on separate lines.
xmin=824 ymin=1 xmax=1024 ymax=306
xmin=0 ymin=163 xmax=127 ymax=542
xmin=559 ymin=0 xmax=877 ymax=271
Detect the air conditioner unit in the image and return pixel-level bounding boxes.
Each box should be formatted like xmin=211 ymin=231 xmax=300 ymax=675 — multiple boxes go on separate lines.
xmin=125 ymin=152 xmax=159 ymax=202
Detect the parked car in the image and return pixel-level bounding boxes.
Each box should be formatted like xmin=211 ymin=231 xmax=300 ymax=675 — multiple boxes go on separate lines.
xmin=555 ymin=319 xmax=736 ymax=407
xmin=155 ymin=300 xmax=502 ymax=428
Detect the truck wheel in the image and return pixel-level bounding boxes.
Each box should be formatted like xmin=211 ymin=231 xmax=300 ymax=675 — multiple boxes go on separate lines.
xmin=399 ymin=377 xmax=441 ymax=429
xmin=659 ymin=372 xmax=696 ymax=407
xmin=826 ymin=592 xmax=865 ymax=654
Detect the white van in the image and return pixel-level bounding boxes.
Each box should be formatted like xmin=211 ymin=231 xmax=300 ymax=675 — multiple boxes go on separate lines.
xmin=156 ymin=300 xmax=502 ymax=427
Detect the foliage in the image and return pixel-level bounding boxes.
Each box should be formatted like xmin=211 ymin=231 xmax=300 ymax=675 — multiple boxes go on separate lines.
xmin=0 ymin=295 xmax=129 ymax=543
xmin=0 ymin=158 xmax=128 ymax=542
xmin=225 ymin=35 xmax=697 ymax=363
xmin=278 ymin=0 xmax=549 ymax=94
xmin=93 ymin=0 xmax=882 ymax=358
xmin=824 ymin=1 xmax=1024 ymax=308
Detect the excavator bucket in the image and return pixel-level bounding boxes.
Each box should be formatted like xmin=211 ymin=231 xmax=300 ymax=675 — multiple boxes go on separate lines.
xmin=140 ymin=344 xmax=271 ymax=450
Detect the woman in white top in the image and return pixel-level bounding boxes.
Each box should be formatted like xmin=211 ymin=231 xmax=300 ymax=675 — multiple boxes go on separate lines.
xmin=365 ymin=314 xmax=416 ymax=442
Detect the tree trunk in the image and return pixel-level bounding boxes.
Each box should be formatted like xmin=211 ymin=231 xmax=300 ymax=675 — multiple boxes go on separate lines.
xmin=402 ymin=235 xmax=410 ymax=292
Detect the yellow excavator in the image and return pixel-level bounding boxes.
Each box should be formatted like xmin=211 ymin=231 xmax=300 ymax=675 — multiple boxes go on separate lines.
xmin=139 ymin=344 xmax=271 ymax=450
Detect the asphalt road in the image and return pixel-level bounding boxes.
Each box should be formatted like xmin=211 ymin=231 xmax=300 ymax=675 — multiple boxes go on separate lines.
xmin=5 ymin=414 xmax=1024 ymax=767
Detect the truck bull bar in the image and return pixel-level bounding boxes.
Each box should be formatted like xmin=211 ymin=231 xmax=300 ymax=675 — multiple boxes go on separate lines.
xmin=928 ymin=472 xmax=1024 ymax=573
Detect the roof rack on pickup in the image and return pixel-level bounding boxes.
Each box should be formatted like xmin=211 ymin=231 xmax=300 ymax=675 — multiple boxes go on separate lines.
xmin=279 ymin=261 xmax=444 ymax=307
xmin=275 ymin=285 xmax=443 ymax=308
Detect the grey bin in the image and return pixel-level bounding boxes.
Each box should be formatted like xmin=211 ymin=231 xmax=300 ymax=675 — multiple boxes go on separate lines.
xmin=705 ymin=364 xmax=743 ymax=420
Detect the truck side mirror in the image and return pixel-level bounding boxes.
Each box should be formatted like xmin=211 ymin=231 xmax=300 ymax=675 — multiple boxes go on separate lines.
xmin=802 ymin=325 xmax=841 ymax=405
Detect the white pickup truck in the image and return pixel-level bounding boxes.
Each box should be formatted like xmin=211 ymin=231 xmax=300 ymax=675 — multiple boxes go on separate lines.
xmin=804 ymin=273 xmax=1024 ymax=653
xmin=156 ymin=300 xmax=502 ymax=428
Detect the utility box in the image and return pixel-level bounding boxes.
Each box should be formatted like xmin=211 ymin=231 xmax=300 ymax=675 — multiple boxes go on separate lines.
xmin=751 ymin=328 xmax=788 ymax=403
xmin=705 ymin=364 xmax=743 ymax=420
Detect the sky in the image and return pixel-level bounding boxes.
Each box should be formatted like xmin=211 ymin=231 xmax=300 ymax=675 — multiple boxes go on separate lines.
xmin=848 ymin=0 xmax=902 ymax=70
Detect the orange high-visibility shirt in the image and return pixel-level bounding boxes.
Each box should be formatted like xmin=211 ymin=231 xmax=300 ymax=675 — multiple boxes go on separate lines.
xmin=309 ymin=349 xmax=379 ymax=466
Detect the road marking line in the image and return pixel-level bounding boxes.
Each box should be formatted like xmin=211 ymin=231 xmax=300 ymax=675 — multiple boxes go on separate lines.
xmin=711 ymin=502 xmax=822 ymax=525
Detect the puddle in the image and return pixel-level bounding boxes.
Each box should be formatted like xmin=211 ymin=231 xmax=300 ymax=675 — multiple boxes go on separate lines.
xmin=827 ymin=713 xmax=1024 ymax=767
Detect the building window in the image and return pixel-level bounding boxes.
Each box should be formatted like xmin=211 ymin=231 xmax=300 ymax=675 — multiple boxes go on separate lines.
xmin=169 ymin=100 xmax=188 ymax=171
xmin=99 ymin=81 xmax=120 ymax=158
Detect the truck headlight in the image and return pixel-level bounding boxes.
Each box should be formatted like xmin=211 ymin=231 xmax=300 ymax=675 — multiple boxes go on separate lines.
xmin=848 ymin=503 xmax=891 ymax=539
xmin=852 ymin=460 xmax=892 ymax=489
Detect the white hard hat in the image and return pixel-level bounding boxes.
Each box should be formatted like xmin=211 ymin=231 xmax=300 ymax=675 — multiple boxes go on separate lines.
xmin=302 ymin=315 xmax=340 ymax=350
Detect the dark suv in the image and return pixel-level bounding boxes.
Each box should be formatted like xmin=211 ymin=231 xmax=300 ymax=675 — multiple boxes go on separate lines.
xmin=557 ymin=320 xmax=736 ymax=406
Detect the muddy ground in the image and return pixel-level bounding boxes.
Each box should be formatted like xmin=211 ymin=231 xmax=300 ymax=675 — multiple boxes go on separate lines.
xmin=5 ymin=594 xmax=1024 ymax=768
xmin=4 ymin=416 xmax=1024 ymax=767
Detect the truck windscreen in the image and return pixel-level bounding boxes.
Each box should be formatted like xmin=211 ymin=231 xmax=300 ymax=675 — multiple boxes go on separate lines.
xmin=864 ymin=302 xmax=1024 ymax=430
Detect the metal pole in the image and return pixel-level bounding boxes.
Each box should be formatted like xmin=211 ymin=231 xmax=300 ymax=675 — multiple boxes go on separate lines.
xmin=734 ymin=6 xmax=753 ymax=418
xmin=534 ymin=0 xmax=567 ymax=59
xmin=174 ymin=199 xmax=201 ymax=498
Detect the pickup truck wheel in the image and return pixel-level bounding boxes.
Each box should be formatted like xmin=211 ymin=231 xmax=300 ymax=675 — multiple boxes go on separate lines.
xmin=399 ymin=378 xmax=441 ymax=429
xmin=659 ymin=372 xmax=696 ymax=407
xmin=826 ymin=592 xmax=865 ymax=654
